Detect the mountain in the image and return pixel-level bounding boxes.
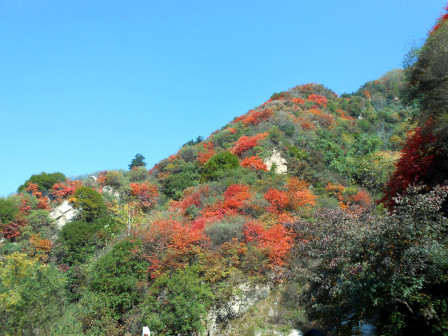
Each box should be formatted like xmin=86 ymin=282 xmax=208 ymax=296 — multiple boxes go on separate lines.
xmin=1 ymin=13 xmax=448 ymax=334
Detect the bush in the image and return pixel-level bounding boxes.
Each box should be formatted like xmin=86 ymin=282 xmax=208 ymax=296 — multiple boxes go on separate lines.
xmin=293 ymin=185 xmax=448 ymax=335
xmin=179 ymin=145 xmax=199 ymax=163
xmin=205 ymin=217 xmax=245 ymax=247
xmin=57 ymin=220 xmax=105 ymax=265
xmin=72 ymin=187 xmax=107 ymax=222
xmin=104 ymin=171 xmax=123 ymax=188
xmin=25 ymin=209 xmax=55 ymax=237
xmin=0 ymin=198 xmax=19 ymax=224
xmin=201 ymin=151 xmax=240 ymax=182
xmin=88 ymin=240 xmax=148 ymax=319
xmin=163 ymin=163 xmax=200 ymax=200
xmin=18 ymin=172 xmax=66 ymax=193
xmin=142 ymin=265 xmax=214 ymax=335
xmin=127 ymin=166 xmax=148 ymax=182
xmin=0 ymin=253 xmax=66 ymax=335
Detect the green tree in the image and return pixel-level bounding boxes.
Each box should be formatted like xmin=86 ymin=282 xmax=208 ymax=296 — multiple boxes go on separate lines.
xmin=72 ymin=187 xmax=107 ymax=222
xmin=142 ymin=265 xmax=214 ymax=335
xmin=88 ymin=240 xmax=148 ymax=319
xmin=129 ymin=153 xmax=147 ymax=170
xmin=18 ymin=172 xmax=66 ymax=193
xmin=0 ymin=253 xmax=66 ymax=335
xmin=0 ymin=198 xmax=19 ymax=224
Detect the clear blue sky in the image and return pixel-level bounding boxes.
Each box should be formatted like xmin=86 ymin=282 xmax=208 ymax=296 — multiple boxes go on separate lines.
xmin=0 ymin=0 xmax=446 ymax=196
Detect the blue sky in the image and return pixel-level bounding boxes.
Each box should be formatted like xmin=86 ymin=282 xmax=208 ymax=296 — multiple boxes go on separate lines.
xmin=0 ymin=0 xmax=446 ymax=196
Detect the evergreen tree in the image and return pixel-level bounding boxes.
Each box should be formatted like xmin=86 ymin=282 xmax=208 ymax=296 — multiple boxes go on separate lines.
xmin=128 ymin=153 xmax=146 ymax=170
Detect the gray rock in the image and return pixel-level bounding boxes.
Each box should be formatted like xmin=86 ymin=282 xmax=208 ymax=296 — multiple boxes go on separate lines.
xmin=50 ymin=200 xmax=78 ymax=228
xmin=264 ymin=148 xmax=287 ymax=174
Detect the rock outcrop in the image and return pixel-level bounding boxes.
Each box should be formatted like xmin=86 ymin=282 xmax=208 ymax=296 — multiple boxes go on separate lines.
xmin=206 ymin=282 xmax=271 ymax=335
xmin=264 ymin=148 xmax=287 ymax=174
xmin=49 ymin=200 xmax=77 ymax=228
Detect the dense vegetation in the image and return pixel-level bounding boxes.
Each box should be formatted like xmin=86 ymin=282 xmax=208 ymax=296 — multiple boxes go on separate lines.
xmin=1 ymin=5 xmax=448 ymax=336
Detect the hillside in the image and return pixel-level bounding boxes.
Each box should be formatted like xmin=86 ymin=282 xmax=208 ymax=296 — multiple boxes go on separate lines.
xmin=1 ymin=11 xmax=448 ymax=335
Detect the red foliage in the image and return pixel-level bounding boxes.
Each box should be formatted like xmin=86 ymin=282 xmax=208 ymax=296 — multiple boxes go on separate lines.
xmin=130 ymin=182 xmax=159 ymax=210
xmin=264 ymin=188 xmax=289 ymax=212
xmin=233 ymin=109 xmax=273 ymax=126
xmin=96 ymin=171 xmax=108 ymax=186
xmin=171 ymin=186 xmax=210 ymax=214
xmin=430 ymin=4 xmax=448 ymax=34
xmin=363 ymin=90 xmax=371 ymax=100
xmin=197 ymin=142 xmax=216 ymax=165
xmin=223 ymin=184 xmax=251 ymax=209
xmin=286 ymin=177 xmax=317 ymax=211
xmin=25 ymin=183 xmax=50 ymax=210
xmin=231 ymin=132 xmax=268 ymax=156
xmin=240 ymin=156 xmax=268 ymax=171
xmin=307 ymin=94 xmax=328 ymax=106
xmin=292 ymin=98 xmax=305 ymax=105
xmin=382 ymin=125 xmax=438 ymax=208
xmin=18 ymin=195 xmax=32 ymax=215
xmin=300 ymin=120 xmax=317 ymax=130
xmin=1 ymin=215 xmax=27 ymax=240
xmin=29 ymin=235 xmax=53 ymax=261
xmin=51 ymin=179 xmax=83 ymax=201
xmin=243 ymin=221 xmax=294 ymax=267
xmin=349 ymin=190 xmax=372 ymax=207
xmin=336 ymin=108 xmax=355 ymax=122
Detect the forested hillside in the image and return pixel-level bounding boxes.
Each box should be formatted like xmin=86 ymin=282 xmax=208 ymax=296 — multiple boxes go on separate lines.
xmin=1 ymin=5 xmax=448 ymax=336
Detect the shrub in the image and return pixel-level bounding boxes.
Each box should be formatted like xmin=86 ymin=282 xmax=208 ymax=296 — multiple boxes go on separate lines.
xmin=142 ymin=265 xmax=214 ymax=335
xmin=104 ymin=171 xmax=123 ymax=188
xmin=205 ymin=217 xmax=245 ymax=247
xmin=89 ymin=240 xmax=149 ymax=319
xmin=0 ymin=253 xmax=66 ymax=335
xmin=25 ymin=209 xmax=55 ymax=237
xmin=0 ymin=198 xmax=19 ymax=224
xmin=179 ymin=145 xmax=199 ymax=163
xmin=201 ymin=151 xmax=240 ymax=182
xmin=72 ymin=187 xmax=107 ymax=222
xmin=127 ymin=166 xmax=148 ymax=182
xmin=163 ymin=171 xmax=200 ymax=200
xmin=18 ymin=172 xmax=66 ymax=193
xmin=57 ymin=220 xmax=105 ymax=265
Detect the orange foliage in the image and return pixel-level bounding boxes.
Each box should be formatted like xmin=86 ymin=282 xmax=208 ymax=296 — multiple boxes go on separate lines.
xmin=26 ymin=183 xmax=49 ymax=210
xmin=29 ymin=235 xmax=53 ymax=261
xmin=233 ymin=109 xmax=273 ymax=126
xmin=363 ymin=90 xmax=371 ymax=100
xmin=244 ymin=221 xmax=294 ymax=267
xmin=197 ymin=142 xmax=216 ymax=165
xmin=307 ymin=94 xmax=328 ymax=106
xmin=349 ymin=190 xmax=372 ymax=207
xmin=96 ymin=171 xmax=108 ymax=186
xmin=231 ymin=132 xmax=268 ymax=156
xmin=292 ymin=98 xmax=305 ymax=105
xmin=286 ymin=177 xmax=317 ymax=211
xmin=227 ymin=127 xmax=237 ymax=134
xmin=223 ymin=184 xmax=251 ymax=209
xmin=19 ymin=195 xmax=32 ymax=215
xmin=300 ymin=120 xmax=317 ymax=130
xmin=51 ymin=179 xmax=83 ymax=201
xmin=171 ymin=186 xmax=210 ymax=214
xmin=240 ymin=156 xmax=268 ymax=171
xmin=308 ymin=108 xmax=335 ymax=128
xmin=336 ymin=108 xmax=355 ymax=122
xmin=264 ymin=188 xmax=289 ymax=212
xmin=130 ymin=182 xmax=159 ymax=210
